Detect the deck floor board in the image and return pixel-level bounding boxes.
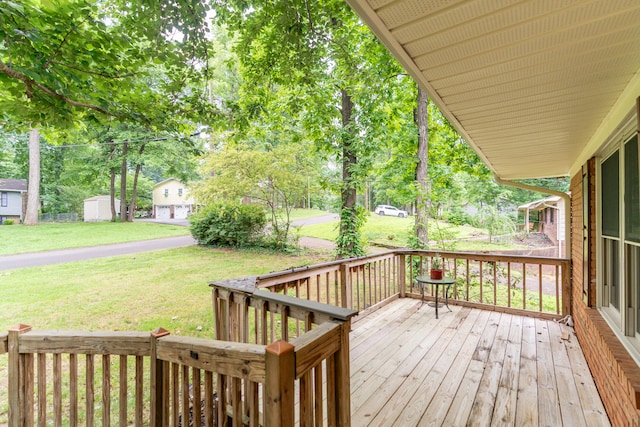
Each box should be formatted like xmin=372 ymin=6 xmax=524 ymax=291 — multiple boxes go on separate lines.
xmin=348 ymin=301 xmax=610 ymax=426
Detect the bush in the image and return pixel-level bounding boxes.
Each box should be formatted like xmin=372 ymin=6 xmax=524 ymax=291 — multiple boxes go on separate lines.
xmin=190 ymin=203 xmax=267 ymax=248
xmin=3 ymin=219 xmax=14 ymax=225
xmin=445 ymin=209 xmax=472 ymax=226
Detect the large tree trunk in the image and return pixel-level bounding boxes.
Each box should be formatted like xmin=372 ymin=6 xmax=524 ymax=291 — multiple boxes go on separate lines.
xmin=128 ymin=144 xmax=146 ymax=222
xmin=415 ymin=87 xmax=429 ymax=247
xmin=24 ymin=128 xmax=40 ymax=225
xmin=119 ymin=141 xmax=128 ymax=221
xmin=337 ymin=88 xmax=358 ymax=258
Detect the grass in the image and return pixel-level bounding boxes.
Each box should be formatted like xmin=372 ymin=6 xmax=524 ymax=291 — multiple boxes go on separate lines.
xmin=0 ymin=245 xmax=329 ymax=334
xmin=0 ymin=222 xmax=190 ymax=255
xmin=284 ymin=208 xmax=332 ymax=221
xmin=0 ymin=246 xmax=331 ymax=424
xmin=296 ymin=212 xmax=521 ymax=251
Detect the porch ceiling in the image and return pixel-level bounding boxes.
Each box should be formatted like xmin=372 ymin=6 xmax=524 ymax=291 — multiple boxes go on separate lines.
xmin=346 ymin=0 xmax=640 ymax=180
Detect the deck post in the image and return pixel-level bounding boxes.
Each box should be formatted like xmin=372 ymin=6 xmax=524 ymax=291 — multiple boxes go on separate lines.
xmin=340 ymin=263 xmax=352 ymax=309
xmin=562 ymin=261 xmax=572 ymax=316
xmin=149 ymin=327 xmax=170 ymax=427
xmin=334 ymin=321 xmax=352 ymax=427
xmin=265 ymin=340 xmax=295 ymax=426
xmin=8 ymin=324 xmax=32 ymax=427
xmin=398 ymin=253 xmax=406 ymax=298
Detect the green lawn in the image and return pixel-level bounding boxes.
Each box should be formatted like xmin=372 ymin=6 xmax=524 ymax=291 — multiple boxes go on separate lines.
xmin=0 ymin=246 xmax=329 ymax=334
xmin=0 ymin=222 xmax=190 ymax=255
xmin=284 ymin=208 xmax=332 ymax=221
xmin=295 ymin=212 xmax=520 ymax=251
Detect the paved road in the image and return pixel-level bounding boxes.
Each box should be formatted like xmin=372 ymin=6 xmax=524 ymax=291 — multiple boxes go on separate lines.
xmin=0 ymin=235 xmax=197 ymax=271
xmin=0 ymin=215 xmax=340 ymax=271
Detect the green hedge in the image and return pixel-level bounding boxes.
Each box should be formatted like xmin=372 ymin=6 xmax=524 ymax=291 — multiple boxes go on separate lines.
xmin=190 ymin=203 xmax=267 ymax=248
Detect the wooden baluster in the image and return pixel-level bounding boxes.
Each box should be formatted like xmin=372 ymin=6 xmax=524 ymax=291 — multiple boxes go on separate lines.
xmin=135 ymin=355 xmax=144 ymax=427
xmin=398 ymin=253 xmax=406 ymax=299
xmin=182 ymin=365 xmax=189 ymax=427
xmin=24 ymin=352 xmax=34 ymax=426
xmin=52 ymin=353 xmax=62 ymax=426
xmin=523 ymin=263 xmax=527 ymax=310
xmin=119 ymin=355 xmax=128 ymax=427
xmin=194 ymin=369 xmax=202 ymax=427
xmin=539 ymin=264 xmax=544 ymax=312
xmin=204 ymin=371 xmax=214 ymax=427
xmin=86 ymin=354 xmax=94 ymax=427
xmin=69 ymin=353 xmax=77 ymax=427
xmin=172 ymin=363 xmax=180 ymax=427
xmin=102 ymin=354 xmax=110 ymax=427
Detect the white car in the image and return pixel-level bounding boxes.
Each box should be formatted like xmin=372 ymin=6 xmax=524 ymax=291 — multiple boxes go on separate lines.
xmin=374 ymin=205 xmax=408 ymax=218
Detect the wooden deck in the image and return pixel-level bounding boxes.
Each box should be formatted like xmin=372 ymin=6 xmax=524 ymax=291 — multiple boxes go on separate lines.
xmin=348 ymin=298 xmax=610 ymax=426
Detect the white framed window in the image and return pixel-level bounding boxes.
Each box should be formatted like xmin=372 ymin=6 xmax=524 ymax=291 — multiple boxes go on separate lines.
xmin=178 ymin=188 xmax=183 ymax=197
xmin=599 ymin=134 xmax=640 ymax=355
xmin=164 ymin=189 xmax=169 ymax=197
xmin=1 ymin=192 xmax=7 ymax=207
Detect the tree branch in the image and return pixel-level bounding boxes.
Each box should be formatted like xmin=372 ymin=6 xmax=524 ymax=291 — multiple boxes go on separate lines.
xmin=0 ymin=59 xmax=124 ymax=119
xmin=44 ymin=16 xmax=90 ymax=69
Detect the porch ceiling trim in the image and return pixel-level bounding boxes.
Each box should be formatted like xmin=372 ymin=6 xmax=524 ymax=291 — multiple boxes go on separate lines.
xmin=346 ymin=0 xmax=640 ymax=180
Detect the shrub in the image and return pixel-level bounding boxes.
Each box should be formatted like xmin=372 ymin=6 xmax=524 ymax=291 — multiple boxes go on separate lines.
xmin=3 ymin=219 xmax=14 ymax=225
xmin=190 ymin=203 xmax=267 ymax=248
xmin=445 ymin=209 xmax=471 ymax=226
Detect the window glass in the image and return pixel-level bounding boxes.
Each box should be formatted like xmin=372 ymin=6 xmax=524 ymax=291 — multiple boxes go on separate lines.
xmin=625 ymin=136 xmax=640 ymax=242
xmin=0 ymin=192 xmax=7 ymax=207
xmin=604 ymin=238 xmax=620 ymax=310
xmin=633 ymin=245 xmax=640 ymax=335
xmin=602 ymin=151 xmax=620 ymax=237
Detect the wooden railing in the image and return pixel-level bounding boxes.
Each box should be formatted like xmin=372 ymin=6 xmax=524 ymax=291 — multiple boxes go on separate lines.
xmin=241 ymin=250 xmax=571 ymax=319
xmin=210 ymin=280 xmax=357 ymax=425
xmin=401 ymin=250 xmax=571 ymax=317
xmin=1 ymin=289 xmax=356 ymax=427
xmin=250 ymin=252 xmax=401 ymax=317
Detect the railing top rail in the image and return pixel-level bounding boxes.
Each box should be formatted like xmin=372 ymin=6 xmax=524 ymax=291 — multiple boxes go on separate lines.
xmin=254 ymin=290 xmax=358 ymax=322
xmin=0 ymin=332 xmax=7 ymax=354
xmin=209 ymin=276 xmax=258 ymax=293
xmin=156 ymin=335 xmax=267 ymax=383
xmin=16 ymin=330 xmax=152 ymax=356
xmin=395 ymin=249 xmax=571 ymax=264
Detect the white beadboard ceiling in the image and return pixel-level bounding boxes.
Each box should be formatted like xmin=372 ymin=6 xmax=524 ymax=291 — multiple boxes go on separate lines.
xmin=346 ymin=0 xmax=640 ymax=180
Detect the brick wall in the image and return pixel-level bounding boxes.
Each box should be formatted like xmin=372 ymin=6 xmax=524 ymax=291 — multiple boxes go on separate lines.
xmin=570 ymin=164 xmax=640 ymax=426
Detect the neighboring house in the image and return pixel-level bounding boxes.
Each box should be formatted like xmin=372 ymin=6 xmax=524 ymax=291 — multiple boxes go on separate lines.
xmin=517 ymin=196 xmax=566 ymax=251
xmin=83 ymin=196 xmax=120 ymax=222
xmin=152 ymin=179 xmax=194 ymax=220
xmin=0 ymin=178 xmax=27 ymax=224
xmin=349 ymin=1 xmax=640 ymax=422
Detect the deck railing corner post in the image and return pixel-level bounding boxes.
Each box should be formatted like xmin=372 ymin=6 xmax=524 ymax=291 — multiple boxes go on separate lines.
xmin=8 ymin=324 xmax=32 ymax=427
xmin=265 ymin=340 xmax=295 ymax=426
xmin=149 ymin=327 xmax=170 ymax=427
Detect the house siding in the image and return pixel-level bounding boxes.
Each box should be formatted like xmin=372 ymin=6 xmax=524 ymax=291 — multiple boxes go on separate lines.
xmin=152 ymin=179 xmax=195 ymax=219
xmin=0 ymin=191 xmax=24 ymax=217
xmin=571 ymin=163 xmax=640 ymax=426
xmin=541 ymin=210 xmax=559 ymax=246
